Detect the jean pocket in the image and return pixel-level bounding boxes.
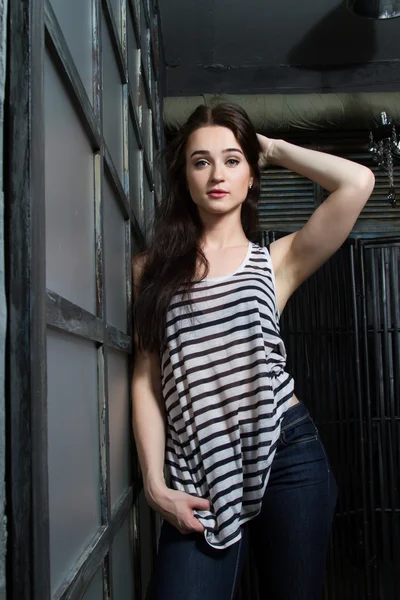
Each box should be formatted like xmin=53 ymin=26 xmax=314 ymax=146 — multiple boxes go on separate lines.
xmin=280 ymin=414 xmax=318 ymax=446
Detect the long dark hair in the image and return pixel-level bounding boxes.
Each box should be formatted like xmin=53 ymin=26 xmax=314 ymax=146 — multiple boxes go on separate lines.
xmin=134 ymin=103 xmax=262 ymax=352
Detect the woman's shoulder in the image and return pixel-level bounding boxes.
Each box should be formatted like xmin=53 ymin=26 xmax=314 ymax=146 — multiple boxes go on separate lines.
xmin=132 ymin=251 xmax=148 ymax=276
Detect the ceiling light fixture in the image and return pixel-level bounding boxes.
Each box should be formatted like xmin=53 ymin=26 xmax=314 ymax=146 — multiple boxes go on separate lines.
xmin=347 ymin=0 xmax=400 ymax=19
xmin=369 ymin=112 xmax=400 ymax=207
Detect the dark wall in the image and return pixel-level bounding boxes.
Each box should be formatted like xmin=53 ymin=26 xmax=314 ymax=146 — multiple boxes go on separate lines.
xmin=0 ymin=0 xmax=6 ymax=597
xmin=160 ymin=0 xmax=400 ymax=95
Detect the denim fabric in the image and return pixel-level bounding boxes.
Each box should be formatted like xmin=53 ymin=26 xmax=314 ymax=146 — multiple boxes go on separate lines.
xmin=147 ymin=401 xmax=338 ymax=600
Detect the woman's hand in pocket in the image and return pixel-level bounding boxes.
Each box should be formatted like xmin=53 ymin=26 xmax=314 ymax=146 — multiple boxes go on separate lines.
xmin=146 ymin=482 xmax=210 ymax=535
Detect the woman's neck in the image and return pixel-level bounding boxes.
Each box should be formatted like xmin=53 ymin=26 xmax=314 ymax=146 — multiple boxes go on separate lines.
xmin=197 ymin=207 xmax=247 ymax=250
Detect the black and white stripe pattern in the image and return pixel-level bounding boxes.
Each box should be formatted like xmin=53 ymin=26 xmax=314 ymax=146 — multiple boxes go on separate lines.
xmin=161 ymin=242 xmax=294 ymax=549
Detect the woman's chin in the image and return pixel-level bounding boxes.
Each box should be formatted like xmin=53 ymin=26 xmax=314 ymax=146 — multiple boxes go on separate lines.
xmin=196 ymin=200 xmax=244 ymax=217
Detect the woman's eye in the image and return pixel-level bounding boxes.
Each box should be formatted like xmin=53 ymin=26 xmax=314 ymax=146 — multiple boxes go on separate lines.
xmin=193 ymin=158 xmax=239 ymax=168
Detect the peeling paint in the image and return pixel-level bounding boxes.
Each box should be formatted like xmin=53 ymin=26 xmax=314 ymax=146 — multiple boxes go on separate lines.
xmin=204 ymin=63 xmax=233 ymax=72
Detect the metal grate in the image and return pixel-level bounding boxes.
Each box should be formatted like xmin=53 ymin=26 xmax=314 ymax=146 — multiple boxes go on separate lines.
xmin=236 ymin=232 xmax=400 ymax=599
xmin=358 ymin=239 xmax=400 ymax=600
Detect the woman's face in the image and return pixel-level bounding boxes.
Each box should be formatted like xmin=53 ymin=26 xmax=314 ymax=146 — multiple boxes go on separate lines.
xmin=185 ymin=125 xmax=254 ymax=219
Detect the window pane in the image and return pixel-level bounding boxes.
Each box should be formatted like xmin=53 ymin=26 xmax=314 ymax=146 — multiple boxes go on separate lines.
xmin=102 ymin=14 xmax=124 ymax=182
xmin=104 ymin=177 xmax=127 ymax=333
xmin=129 ymin=119 xmax=143 ymax=228
xmin=50 ymin=0 xmax=93 ymax=101
xmin=140 ymin=6 xmax=149 ymax=78
xmin=141 ymin=83 xmax=152 ymax=164
xmin=133 ymin=0 xmax=140 ymax=20
xmin=143 ymin=172 xmax=154 ymax=239
xmin=44 ymin=52 xmax=96 ymax=313
xmin=154 ymin=142 xmax=162 ymax=206
xmin=109 ymin=0 xmax=122 ymax=40
xmin=112 ymin=518 xmax=135 ymax=600
xmin=127 ymin=9 xmax=140 ymax=104
xmin=149 ymin=68 xmax=155 ymax=112
xmin=108 ymin=349 xmax=132 ymax=507
xmin=83 ymin=567 xmax=104 ymax=600
xmin=47 ymin=330 xmax=101 ymax=593
xmin=153 ymin=80 xmax=161 ymax=144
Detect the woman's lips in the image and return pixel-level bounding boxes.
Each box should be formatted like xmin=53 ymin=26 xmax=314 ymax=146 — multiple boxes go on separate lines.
xmin=207 ymin=191 xmax=228 ymax=198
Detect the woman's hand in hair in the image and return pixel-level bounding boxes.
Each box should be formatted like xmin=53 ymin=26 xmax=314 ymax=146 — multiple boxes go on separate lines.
xmin=257 ymin=133 xmax=279 ymax=167
xmin=146 ymin=483 xmax=210 ymax=535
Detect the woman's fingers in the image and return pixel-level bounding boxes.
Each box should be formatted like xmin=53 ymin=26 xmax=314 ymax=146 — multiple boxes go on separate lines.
xmin=179 ymin=495 xmax=209 ymax=533
xmin=257 ymin=133 xmax=278 ymax=167
xmin=187 ymin=515 xmax=205 ymax=533
xmin=188 ymin=495 xmax=210 ymax=511
xmin=152 ymin=489 xmax=211 ymax=535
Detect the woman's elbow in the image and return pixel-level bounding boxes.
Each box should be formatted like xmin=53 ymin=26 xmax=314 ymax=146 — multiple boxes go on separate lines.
xmin=360 ymin=167 xmax=375 ymax=196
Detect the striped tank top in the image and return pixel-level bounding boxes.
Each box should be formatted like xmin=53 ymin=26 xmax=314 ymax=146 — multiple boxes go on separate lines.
xmin=161 ymin=241 xmax=294 ymax=549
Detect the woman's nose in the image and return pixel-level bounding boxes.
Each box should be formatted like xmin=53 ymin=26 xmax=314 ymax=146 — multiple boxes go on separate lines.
xmin=211 ymin=165 xmax=225 ymax=182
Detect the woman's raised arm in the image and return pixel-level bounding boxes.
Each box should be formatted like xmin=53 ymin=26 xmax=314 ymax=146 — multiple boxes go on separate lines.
xmin=257 ymin=135 xmax=375 ymax=301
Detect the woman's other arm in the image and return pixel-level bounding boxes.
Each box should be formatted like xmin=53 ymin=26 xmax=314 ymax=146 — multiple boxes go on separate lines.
xmin=131 ymin=256 xmax=210 ymax=534
xmin=131 ymin=317 xmax=166 ymax=502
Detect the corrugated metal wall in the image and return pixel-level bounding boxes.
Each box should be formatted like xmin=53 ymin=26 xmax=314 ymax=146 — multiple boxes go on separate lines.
xmin=259 ymin=131 xmax=400 ymax=235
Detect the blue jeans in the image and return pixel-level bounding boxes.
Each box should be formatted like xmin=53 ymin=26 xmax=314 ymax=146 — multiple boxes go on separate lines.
xmin=147 ymin=400 xmax=338 ymax=600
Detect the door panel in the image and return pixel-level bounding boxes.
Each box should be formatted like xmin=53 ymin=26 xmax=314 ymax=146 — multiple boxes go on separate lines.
xmin=8 ymin=1 xmax=164 ymax=599
xmin=44 ymin=51 xmax=96 ymax=314
xmin=47 ymin=331 xmax=101 ymax=593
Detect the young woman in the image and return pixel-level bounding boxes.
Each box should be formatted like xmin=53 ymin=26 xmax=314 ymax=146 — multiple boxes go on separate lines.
xmin=132 ymin=104 xmax=375 ymax=600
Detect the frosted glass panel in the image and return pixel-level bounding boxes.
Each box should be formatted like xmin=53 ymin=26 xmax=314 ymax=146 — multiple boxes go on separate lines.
xmin=112 ymin=519 xmax=135 ymax=600
xmin=149 ymin=69 xmax=155 ymax=108
xmin=47 ymin=330 xmax=101 ymax=593
xmin=108 ymin=349 xmax=132 ymax=507
xmin=139 ymin=491 xmax=153 ymax=599
xmin=140 ymin=7 xmax=149 ymax=77
xmin=102 ymin=15 xmax=124 ymax=182
xmin=144 ymin=173 xmax=154 ymax=238
xmin=50 ymin=0 xmax=93 ymax=101
xmin=104 ymin=178 xmax=127 ymax=332
xmin=154 ymin=86 xmax=161 ymax=143
xmin=141 ymin=84 xmax=152 ymax=163
xmin=110 ymin=0 xmax=122 ymax=40
xmin=129 ymin=119 xmax=143 ymax=227
xmin=83 ymin=567 xmax=103 ymax=600
xmin=154 ymin=156 xmax=161 ymax=206
xmin=127 ymin=12 xmax=140 ymax=102
xmin=45 ymin=52 xmax=96 ymax=314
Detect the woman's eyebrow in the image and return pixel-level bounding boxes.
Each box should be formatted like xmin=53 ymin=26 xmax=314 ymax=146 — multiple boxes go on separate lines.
xmin=190 ymin=148 xmax=244 ymax=158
